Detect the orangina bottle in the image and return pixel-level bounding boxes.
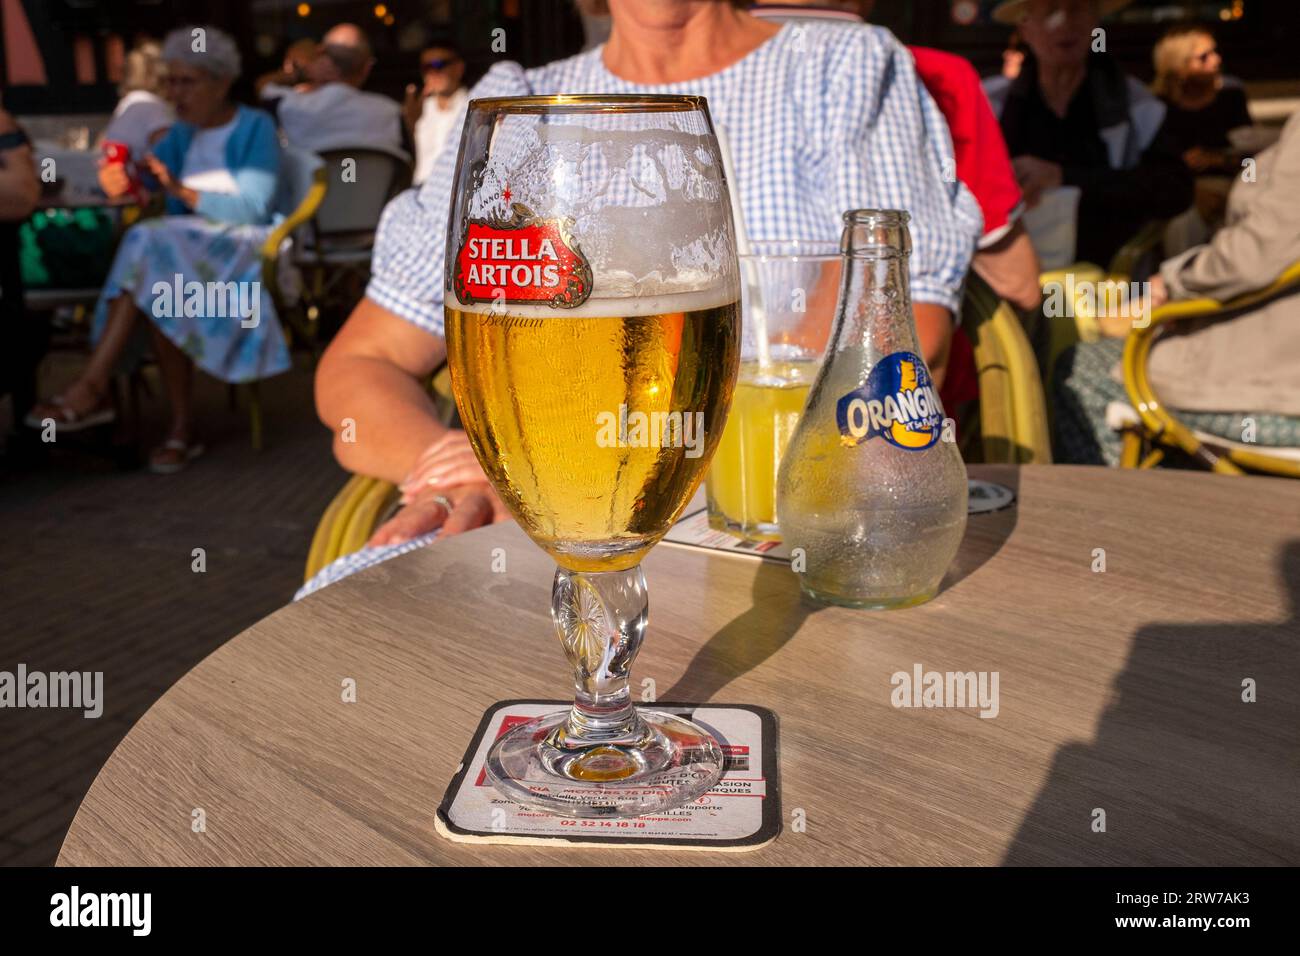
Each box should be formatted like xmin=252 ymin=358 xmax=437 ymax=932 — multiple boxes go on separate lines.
xmin=776 ymin=209 xmax=967 ymax=609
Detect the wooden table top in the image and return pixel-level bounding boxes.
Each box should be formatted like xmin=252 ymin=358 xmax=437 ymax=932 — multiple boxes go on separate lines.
xmin=58 ymin=465 xmax=1300 ymax=866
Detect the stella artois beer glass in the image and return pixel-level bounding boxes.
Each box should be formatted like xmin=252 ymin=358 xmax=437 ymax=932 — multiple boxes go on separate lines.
xmin=444 ymin=95 xmax=741 ymax=817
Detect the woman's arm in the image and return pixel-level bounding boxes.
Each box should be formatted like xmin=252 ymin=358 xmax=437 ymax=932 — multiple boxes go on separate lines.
xmin=1161 ymin=115 xmax=1300 ymax=302
xmin=826 ymin=32 xmax=980 ymax=316
xmin=972 ymin=223 xmax=1042 ymax=312
xmin=317 ymin=61 xmax=533 ymax=484
xmin=316 ymin=296 xmax=449 ymax=484
xmin=822 ymin=31 xmax=981 ymax=382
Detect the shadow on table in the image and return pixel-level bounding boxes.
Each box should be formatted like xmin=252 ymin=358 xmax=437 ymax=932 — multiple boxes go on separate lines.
xmin=663 ymin=468 xmax=1024 ymax=703
xmin=661 ymin=561 xmax=818 ymax=704
xmin=943 ymin=467 xmax=1021 ymax=592
xmin=1002 ymin=540 xmax=1300 ymax=865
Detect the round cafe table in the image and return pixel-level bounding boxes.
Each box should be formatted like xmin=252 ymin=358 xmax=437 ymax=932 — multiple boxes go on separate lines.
xmin=57 ymin=465 xmax=1300 ymax=866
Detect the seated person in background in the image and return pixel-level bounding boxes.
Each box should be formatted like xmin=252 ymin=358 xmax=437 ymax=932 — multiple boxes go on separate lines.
xmin=99 ymin=40 xmax=174 ymax=161
xmin=983 ymin=0 xmax=1193 ymax=268
xmin=1152 ymin=24 xmax=1252 ymax=176
xmin=264 ymin=23 xmax=407 ymax=161
xmin=26 ymin=26 xmax=289 ymax=473
xmin=403 ymin=41 xmax=468 ymax=186
xmin=255 ymin=38 xmax=319 ymax=99
xmin=1152 ymin=24 xmax=1254 ymax=252
xmin=1054 ymin=110 xmax=1300 ymax=466
xmin=301 ymin=0 xmax=981 ymax=594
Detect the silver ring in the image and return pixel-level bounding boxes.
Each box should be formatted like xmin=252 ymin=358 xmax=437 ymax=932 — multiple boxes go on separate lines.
xmin=430 ymin=494 xmax=453 ymax=513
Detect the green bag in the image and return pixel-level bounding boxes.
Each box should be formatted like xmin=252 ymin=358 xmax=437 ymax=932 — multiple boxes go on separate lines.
xmin=19 ymin=207 xmax=115 ymax=290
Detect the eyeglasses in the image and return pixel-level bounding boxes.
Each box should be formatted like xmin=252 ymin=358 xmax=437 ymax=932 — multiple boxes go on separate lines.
xmin=422 ymin=56 xmax=460 ymax=71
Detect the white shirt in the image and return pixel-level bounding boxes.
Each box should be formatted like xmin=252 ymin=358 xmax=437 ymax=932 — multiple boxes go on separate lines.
xmin=274 ymin=82 xmax=407 ymax=160
xmin=412 ymin=87 xmax=468 ymax=184
xmin=180 ymin=113 xmax=240 ymax=195
xmin=101 ymin=90 xmax=173 ymax=161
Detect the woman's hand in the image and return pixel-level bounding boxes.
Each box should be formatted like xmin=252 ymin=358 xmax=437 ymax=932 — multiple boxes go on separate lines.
xmin=1012 ymin=155 xmax=1063 ymax=208
xmin=142 ymin=154 xmax=175 ymax=193
xmin=1147 ymin=274 xmax=1169 ymax=312
xmin=402 ymin=84 xmax=424 ymax=131
xmin=1097 ymin=275 xmax=1168 ymax=338
xmin=367 ymin=429 xmax=512 ymax=547
xmin=367 ymin=481 xmax=510 ymax=548
xmin=1183 ymin=146 xmax=1224 ymax=173
xmin=98 ymin=161 xmax=132 ymax=198
xmin=143 ymin=154 xmax=198 ymax=208
xmin=397 ymin=429 xmax=489 ymax=505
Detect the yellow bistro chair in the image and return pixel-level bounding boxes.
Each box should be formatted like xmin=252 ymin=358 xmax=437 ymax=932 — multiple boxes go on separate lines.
xmin=962 ymin=273 xmax=1053 ymax=464
xmin=237 ymin=147 xmax=328 ymax=450
xmin=1036 ymin=219 xmax=1169 ymax=398
xmin=1118 ymin=259 xmax=1300 ymax=478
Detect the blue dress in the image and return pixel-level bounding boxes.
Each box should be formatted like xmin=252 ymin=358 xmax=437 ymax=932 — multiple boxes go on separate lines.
xmin=91 ymin=106 xmax=292 ymax=384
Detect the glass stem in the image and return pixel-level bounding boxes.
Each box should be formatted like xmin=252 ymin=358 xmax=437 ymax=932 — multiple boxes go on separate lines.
xmin=550 ymin=564 xmax=648 ymax=745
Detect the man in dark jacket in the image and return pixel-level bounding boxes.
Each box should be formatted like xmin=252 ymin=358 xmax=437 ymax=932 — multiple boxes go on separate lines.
xmin=983 ymin=0 xmax=1193 ymax=268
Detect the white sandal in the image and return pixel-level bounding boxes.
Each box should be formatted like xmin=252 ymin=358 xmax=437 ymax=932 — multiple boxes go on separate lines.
xmin=149 ymin=438 xmax=205 ymax=474
xmin=23 ymin=394 xmax=116 ymax=433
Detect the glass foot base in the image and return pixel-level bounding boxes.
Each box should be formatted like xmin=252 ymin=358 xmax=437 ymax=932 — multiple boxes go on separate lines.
xmin=484 ymin=709 xmax=724 ymax=818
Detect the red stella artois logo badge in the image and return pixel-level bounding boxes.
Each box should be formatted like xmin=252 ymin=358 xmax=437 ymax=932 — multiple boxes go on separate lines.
xmin=453 ymin=201 xmax=593 ymax=308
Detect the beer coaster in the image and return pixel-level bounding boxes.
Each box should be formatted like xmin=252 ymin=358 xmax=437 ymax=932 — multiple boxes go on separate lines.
xmin=967 ymin=479 xmax=1017 ymax=515
xmin=435 ymin=700 xmax=780 ymax=851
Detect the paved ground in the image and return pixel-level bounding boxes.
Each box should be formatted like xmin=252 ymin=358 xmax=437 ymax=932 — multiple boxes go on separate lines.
xmin=0 ymin=352 xmax=346 ymax=865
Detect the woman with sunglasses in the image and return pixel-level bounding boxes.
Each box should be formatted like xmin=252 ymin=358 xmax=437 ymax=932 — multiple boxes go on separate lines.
xmin=1152 ymin=24 xmax=1254 ymax=251
xmin=403 ymin=43 xmax=467 ymax=185
xmin=1152 ymin=24 xmax=1252 ymax=177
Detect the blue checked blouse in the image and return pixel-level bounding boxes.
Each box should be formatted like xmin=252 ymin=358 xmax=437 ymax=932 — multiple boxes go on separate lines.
xmin=367 ymin=20 xmax=982 ymax=333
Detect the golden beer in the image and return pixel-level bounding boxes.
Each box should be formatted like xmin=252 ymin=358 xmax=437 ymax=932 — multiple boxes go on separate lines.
xmin=706 ymin=358 xmax=818 ymax=540
xmin=446 ymin=293 xmax=740 ymax=573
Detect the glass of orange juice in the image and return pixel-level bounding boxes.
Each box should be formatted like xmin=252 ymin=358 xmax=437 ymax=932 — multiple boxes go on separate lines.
xmin=706 ymin=241 xmax=840 ymax=541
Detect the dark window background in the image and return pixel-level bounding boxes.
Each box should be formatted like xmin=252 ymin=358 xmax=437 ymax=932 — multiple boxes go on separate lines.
xmin=888 ymin=0 xmax=1293 ymax=82
xmin=1 ymin=0 xmax=1292 ymax=115
xmin=2 ymin=0 xmax=586 ymax=115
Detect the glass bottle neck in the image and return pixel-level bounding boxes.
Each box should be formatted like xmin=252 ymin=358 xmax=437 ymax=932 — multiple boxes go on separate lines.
xmin=829 ymin=252 xmax=920 ymax=359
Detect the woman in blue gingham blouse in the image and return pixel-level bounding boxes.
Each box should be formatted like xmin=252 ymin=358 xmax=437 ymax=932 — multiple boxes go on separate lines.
xmin=369 ymin=19 xmax=980 ymax=333
xmin=301 ymin=16 xmax=982 ymax=599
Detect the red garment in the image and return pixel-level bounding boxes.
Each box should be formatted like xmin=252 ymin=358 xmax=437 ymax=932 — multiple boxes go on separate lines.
xmin=938 ymin=323 xmax=979 ymax=442
xmin=910 ymin=45 xmax=1024 ymax=247
xmin=910 ymin=46 xmax=1016 ymax=439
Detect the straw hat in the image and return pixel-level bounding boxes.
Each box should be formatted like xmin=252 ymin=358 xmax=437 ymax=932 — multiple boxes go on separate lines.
xmin=992 ymin=0 xmax=1134 ymax=26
